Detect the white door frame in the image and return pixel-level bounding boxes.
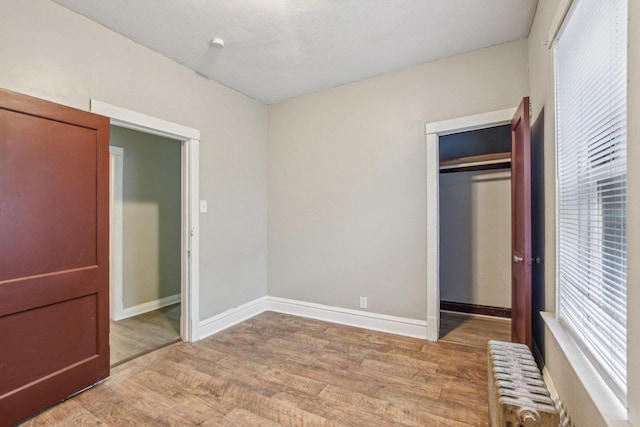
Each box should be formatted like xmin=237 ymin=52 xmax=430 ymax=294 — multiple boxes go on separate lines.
xmin=92 ymin=100 xmax=200 ymax=343
xmin=109 ymin=146 xmax=124 ymax=321
xmin=424 ymin=107 xmax=515 ymax=341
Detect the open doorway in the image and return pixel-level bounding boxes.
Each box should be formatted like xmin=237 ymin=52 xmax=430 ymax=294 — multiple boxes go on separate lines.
xmin=109 ymin=128 xmax=182 ymax=365
xmin=92 ymin=100 xmax=201 ymax=365
xmin=425 ymin=107 xmax=518 ymax=343
xmin=437 ymin=125 xmax=512 ymax=347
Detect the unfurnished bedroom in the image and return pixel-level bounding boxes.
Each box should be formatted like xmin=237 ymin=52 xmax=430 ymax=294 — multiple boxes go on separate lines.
xmin=0 ymin=0 xmax=635 ymax=426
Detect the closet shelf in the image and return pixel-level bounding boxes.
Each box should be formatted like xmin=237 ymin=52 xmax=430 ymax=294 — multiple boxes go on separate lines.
xmin=439 ymin=151 xmax=511 ymax=173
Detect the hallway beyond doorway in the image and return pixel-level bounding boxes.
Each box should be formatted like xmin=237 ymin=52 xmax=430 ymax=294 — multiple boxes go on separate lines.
xmin=110 ymin=304 xmax=180 ymax=366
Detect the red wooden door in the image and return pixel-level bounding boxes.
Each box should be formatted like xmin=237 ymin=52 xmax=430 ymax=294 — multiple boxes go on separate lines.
xmin=511 ymin=97 xmax=532 ymax=348
xmin=0 ymin=89 xmax=110 ymax=426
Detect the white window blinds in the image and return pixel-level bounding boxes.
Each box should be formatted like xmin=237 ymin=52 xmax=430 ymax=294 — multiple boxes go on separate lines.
xmin=556 ymin=0 xmax=627 ymax=400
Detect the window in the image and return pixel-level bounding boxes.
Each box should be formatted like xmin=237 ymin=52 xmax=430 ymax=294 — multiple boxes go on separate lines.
xmin=555 ymin=0 xmax=627 ymax=401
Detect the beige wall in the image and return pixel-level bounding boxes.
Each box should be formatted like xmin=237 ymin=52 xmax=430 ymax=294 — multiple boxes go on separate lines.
xmin=439 ymin=170 xmax=511 ymax=308
xmin=110 ymin=126 xmax=181 ymax=308
xmin=0 ymin=0 xmax=268 ymax=320
xmin=268 ymin=39 xmax=529 ymax=319
xmin=529 ymin=0 xmax=639 ymax=424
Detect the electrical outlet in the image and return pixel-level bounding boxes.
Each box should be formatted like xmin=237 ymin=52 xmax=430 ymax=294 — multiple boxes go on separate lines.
xmin=359 ymin=296 xmax=367 ymax=309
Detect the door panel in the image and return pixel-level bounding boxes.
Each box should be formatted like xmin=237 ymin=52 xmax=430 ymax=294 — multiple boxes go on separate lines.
xmin=511 ymin=97 xmax=532 ymax=348
xmin=0 ymin=88 xmax=109 ymax=426
xmin=0 ymin=295 xmax=98 ymax=396
xmin=0 ymin=108 xmax=98 ymax=282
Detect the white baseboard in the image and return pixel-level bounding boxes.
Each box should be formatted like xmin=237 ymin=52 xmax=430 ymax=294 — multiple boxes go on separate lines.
xmin=198 ymin=296 xmax=268 ymax=340
xmin=117 ymin=293 xmax=181 ymax=321
xmin=266 ymin=297 xmax=428 ymax=339
xmin=542 ymin=367 xmax=569 ymax=425
xmin=542 ymin=366 xmax=559 ymax=400
xmin=196 ymin=296 xmax=429 ymax=341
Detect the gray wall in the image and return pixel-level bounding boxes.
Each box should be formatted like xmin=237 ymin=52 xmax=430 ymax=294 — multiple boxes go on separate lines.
xmin=439 ymin=169 xmax=511 ymax=308
xmin=0 ymin=0 xmax=268 ymax=321
xmin=111 ymin=126 xmax=181 ymax=308
xmin=268 ymin=39 xmax=529 ymax=319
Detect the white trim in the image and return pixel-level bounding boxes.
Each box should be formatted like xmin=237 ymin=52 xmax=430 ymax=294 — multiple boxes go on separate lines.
xmin=92 ymin=99 xmax=200 ymax=343
xmin=542 ymin=365 xmax=560 ymax=403
xmin=109 ymin=146 xmax=124 ymax=321
xmin=183 ymin=137 xmax=200 ymax=342
xmin=91 ymin=100 xmax=200 ymax=140
xmin=267 ymin=297 xmax=428 ymax=339
xmin=118 ymin=293 xmax=181 ymax=321
xmin=546 ymin=0 xmax=575 ymax=49
xmin=424 ymin=107 xmax=516 ymax=341
xmin=541 ymin=366 xmax=564 ymax=421
xmin=541 ymin=312 xmax=628 ymax=426
xmin=425 ymin=108 xmax=516 ymax=136
xmin=425 ymin=132 xmax=440 ymax=341
xmin=198 ymin=297 xmax=269 ymax=340
xmin=196 ymin=296 xmax=429 ymax=341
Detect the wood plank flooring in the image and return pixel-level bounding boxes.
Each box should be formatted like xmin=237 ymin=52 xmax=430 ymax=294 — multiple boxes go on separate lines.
xmin=439 ymin=311 xmax=511 ymax=348
xmin=110 ymin=303 xmax=181 ymax=366
xmin=23 ymin=312 xmax=490 ymax=426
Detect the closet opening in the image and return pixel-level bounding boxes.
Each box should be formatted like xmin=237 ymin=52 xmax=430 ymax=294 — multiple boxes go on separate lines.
xmin=437 ymin=124 xmax=512 ymax=347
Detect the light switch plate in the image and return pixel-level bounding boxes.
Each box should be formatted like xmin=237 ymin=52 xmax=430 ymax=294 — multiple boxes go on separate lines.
xmin=200 ymin=200 xmax=208 ymax=213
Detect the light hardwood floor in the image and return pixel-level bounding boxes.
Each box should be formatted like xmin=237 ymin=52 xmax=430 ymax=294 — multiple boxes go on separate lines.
xmin=439 ymin=311 xmax=511 ymax=348
xmin=24 ymin=312 xmax=489 ymax=426
xmin=110 ymin=303 xmax=181 ymax=366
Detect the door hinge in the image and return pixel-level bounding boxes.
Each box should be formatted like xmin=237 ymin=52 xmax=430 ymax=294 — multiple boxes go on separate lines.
xmin=529 ymin=101 xmax=532 ymax=119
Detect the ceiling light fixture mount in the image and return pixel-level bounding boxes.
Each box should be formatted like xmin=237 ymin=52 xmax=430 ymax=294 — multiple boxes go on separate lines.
xmin=210 ymin=38 xmax=225 ymax=48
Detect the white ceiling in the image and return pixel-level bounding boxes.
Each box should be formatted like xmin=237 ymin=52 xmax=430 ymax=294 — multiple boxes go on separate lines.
xmin=51 ymin=0 xmax=538 ymax=105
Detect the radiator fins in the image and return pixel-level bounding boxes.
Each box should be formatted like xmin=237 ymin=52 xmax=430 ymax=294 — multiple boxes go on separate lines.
xmin=488 ymin=340 xmax=560 ymax=426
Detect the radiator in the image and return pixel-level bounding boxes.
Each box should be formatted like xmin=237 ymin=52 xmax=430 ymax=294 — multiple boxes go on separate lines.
xmin=487 ymin=340 xmax=559 ymax=427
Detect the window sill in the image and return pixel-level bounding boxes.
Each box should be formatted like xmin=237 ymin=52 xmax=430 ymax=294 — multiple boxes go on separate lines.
xmin=542 ymin=312 xmax=629 ymax=427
